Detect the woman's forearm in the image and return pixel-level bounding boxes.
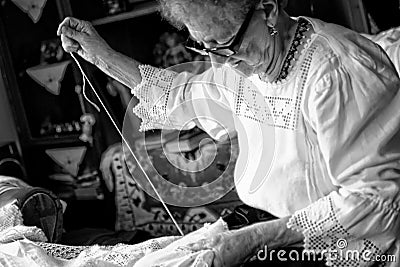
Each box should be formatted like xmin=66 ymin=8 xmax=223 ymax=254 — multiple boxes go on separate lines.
xmin=238 ymin=216 xmax=304 ymax=253
xmin=95 ymin=47 xmax=142 ymax=90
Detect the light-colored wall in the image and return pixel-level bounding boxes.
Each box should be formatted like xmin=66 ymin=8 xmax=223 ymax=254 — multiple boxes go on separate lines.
xmin=0 ymin=73 xmax=18 ymax=145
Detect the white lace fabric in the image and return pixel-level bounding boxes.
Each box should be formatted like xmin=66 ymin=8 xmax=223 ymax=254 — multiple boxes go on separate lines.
xmin=0 ymin=218 xmax=228 ymax=267
xmin=37 ymin=236 xmax=178 ymax=266
xmin=131 ymin=65 xmax=177 ymax=131
xmin=287 ymin=196 xmax=389 ymax=267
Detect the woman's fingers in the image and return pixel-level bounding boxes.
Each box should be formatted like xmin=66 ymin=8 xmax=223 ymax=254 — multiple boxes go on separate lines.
xmin=185 ymin=240 xmax=206 ymax=251
xmin=65 ymin=17 xmax=84 ymax=31
xmin=181 ymin=236 xmax=232 ymax=266
xmin=57 ymin=17 xmax=90 ymax=44
xmin=58 ymin=17 xmax=91 ymax=53
xmin=61 ymin=35 xmax=80 ymax=53
xmin=57 ymin=17 xmax=73 ymax=36
xmin=57 ymin=17 xmax=84 ymax=35
xmin=185 ymin=236 xmax=221 ymax=251
xmin=57 ymin=18 xmax=66 ymax=35
xmin=57 ymin=16 xmax=109 ymax=65
xmin=59 ymin=25 xmax=84 ymax=43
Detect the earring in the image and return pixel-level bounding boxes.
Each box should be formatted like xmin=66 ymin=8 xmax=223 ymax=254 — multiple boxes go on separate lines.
xmin=268 ymin=25 xmax=278 ymax=36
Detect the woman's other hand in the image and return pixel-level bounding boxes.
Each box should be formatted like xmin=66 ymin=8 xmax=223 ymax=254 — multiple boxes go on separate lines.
xmin=57 ymin=17 xmax=110 ymax=65
xmin=184 ymin=230 xmax=256 ymax=267
xmin=183 ymin=217 xmax=304 ymax=266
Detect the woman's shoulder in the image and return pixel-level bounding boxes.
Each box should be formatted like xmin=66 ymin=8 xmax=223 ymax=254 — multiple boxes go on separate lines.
xmin=304 ymin=17 xmax=390 ymax=61
xmin=297 ymin=19 xmax=341 ymax=77
xmin=300 ymin=17 xmax=396 ymax=81
xmin=302 ymin=17 xmax=355 ymax=37
xmin=301 ymin=17 xmax=368 ymax=60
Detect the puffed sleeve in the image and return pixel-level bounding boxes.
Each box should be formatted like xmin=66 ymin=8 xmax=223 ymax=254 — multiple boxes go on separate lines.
xmin=131 ymin=65 xmax=236 ymax=140
xmin=288 ymin=45 xmax=400 ymax=266
xmin=386 ymin=43 xmax=400 ymax=75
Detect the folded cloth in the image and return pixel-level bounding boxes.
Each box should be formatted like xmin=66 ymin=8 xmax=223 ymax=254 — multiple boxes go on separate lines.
xmin=0 ymin=241 xmax=67 ymax=267
xmin=0 ymin=202 xmax=47 ymax=244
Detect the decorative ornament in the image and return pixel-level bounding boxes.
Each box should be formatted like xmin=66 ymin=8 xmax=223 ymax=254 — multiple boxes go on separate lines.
xmin=45 ymin=146 xmax=87 ymax=177
xmin=79 ymin=113 xmax=96 ymax=145
xmin=268 ymin=25 xmax=278 ymax=36
xmin=75 ymin=85 xmax=96 ymax=146
xmin=183 ymin=207 xmax=218 ymax=223
xmin=26 ymin=61 xmax=70 ymax=95
xmin=11 ymin=0 xmax=47 ymax=23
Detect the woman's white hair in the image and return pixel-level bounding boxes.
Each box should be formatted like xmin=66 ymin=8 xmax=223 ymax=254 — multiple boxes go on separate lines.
xmin=159 ymin=0 xmax=286 ymax=30
xmin=158 ymin=0 xmax=260 ymax=29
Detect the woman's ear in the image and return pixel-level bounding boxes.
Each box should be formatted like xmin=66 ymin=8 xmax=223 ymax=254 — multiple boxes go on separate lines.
xmin=258 ymin=0 xmax=279 ymax=27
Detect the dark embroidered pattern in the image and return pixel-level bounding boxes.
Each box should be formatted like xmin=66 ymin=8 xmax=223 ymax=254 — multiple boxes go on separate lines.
xmin=277 ymin=18 xmax=311 ymax=81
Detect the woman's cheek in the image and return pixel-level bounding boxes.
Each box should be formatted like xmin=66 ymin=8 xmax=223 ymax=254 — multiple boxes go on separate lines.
xmin=236 ymin=62 xmax=254 ymax=77
xmin=247 ymin=40 xmax=259 ymax=57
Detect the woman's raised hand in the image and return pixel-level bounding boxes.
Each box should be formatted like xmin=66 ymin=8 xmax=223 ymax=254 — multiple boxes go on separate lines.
xmin=57 ymin=17 xmax=111 ymax=65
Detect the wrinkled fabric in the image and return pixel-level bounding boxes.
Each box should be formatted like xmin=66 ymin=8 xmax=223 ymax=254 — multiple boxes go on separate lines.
xmin=0 ymin=241 xmax=67 ymax=267
xmin=363 ymin=26 xmax=400 ymax=74
xmin=386 ymin=42 xmax=400 ymax=74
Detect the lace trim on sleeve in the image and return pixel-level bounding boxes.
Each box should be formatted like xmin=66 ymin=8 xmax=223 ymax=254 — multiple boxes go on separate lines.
xmin=131 ymin=65 xmax=177 ymax=131
xmin=287 ymin=196 xmax=386 ymax=267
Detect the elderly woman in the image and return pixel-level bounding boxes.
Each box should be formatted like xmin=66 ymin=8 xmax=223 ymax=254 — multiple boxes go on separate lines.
xmin=58 ymin=0 xmax=400 ymax=266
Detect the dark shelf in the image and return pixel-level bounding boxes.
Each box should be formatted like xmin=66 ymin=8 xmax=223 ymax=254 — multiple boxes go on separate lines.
xmin=26 ymin=134 xmax=81 ymax=147
xmin=92 ymin=1 xmax=159 ymax=26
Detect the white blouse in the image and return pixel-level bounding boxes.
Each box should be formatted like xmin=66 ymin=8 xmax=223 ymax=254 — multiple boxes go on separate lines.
xmin=131 ymin=17 xmax=400 ymax=266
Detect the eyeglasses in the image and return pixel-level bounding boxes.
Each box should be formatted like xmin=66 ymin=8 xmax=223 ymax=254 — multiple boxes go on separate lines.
xmin=185 ymin=7 xmax=255 ymax=57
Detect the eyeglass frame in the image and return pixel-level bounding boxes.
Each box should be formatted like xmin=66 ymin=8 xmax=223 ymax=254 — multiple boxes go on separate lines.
xmin=184 ymin=7 xmax=255 ymax=57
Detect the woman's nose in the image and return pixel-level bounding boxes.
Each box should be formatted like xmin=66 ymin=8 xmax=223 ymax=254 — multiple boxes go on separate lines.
xmin=229 ymin=51 xmax=248 ymax=62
